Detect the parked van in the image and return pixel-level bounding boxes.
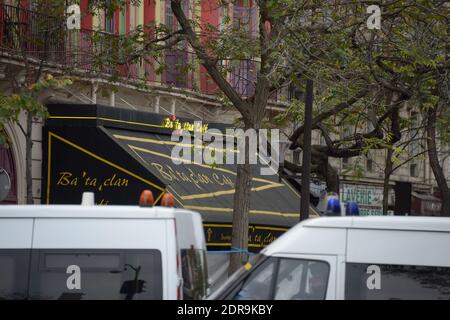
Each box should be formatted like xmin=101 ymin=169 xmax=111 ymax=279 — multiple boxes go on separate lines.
xmin=208 ymin=216 xmax=450 ymax=300
xmin=0 ymin=205 xmax=207 ymax=300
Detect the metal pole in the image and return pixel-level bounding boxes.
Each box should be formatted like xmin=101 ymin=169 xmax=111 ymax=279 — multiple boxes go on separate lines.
xmin=300 ymin=79 xmax=314 ymax=221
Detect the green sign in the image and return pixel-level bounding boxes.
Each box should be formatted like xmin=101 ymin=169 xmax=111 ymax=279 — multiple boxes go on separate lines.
xmin=340 ymin=184 xmax=383 ymax=216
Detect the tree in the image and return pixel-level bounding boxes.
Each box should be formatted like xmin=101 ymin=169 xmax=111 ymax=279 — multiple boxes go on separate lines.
xmin=170 ymin=0 xmax=281 ymax=273
xmin=426 ymin=100 xmax=450 ymax=216
xmin=0 ymin=1 xmax=72 ymax=203
xmin=86 ymin=1 xmax=383 ymax=269
xmin=167 ymin=0 xmax=450 ymax=269
xmin=279 ymin=1 xmax=448 ymax=216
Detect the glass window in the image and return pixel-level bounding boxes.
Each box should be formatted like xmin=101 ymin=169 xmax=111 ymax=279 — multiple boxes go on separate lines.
xmin=233 ymin=258 xmax=276 ymax=300
xmin=345 ymin=263 xmax=450 ymax=300
xmin=0 ymin=250 xmax=30 ymax=300
xmin=410 ymin=163 xmax=418 ymax=177
xmin=230 ymin=257 xmax=329 ymax=300
xmin=275 ymin=259 xmax=329 ymax=300
xmin=29 ymin=249 xmax=162 ymax=300
xmin=366 ymin=158 xmax=373 ymax=173
xmin=181 ymin=248 xmax=208 ymax=300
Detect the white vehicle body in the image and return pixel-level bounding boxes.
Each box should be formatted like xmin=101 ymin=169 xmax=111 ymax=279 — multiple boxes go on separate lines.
xmin=209 ymin=216 xmax=450 ymax=300
xmin=0 ymin=205 xmax=207 ymax=300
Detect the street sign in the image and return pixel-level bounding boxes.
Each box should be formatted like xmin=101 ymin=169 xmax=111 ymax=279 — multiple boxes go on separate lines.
xmin=340 ymin=183 xmax=383 ymax=216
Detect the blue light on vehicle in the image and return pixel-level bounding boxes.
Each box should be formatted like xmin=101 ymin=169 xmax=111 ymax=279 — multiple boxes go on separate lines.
xmin=346 ymin=201 xmax=360 ymax=216
xmin=326 ymin=197 xmax=341 ymax=216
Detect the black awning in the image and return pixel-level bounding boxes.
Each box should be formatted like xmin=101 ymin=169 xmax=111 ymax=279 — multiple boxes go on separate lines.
xmin=105 ymin=127 xmax=305 ymax=227
xmin=43 ymin=104 xmax=315 ymax=251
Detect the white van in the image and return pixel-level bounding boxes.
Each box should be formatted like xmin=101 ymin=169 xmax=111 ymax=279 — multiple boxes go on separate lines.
xmin=208 ymin=216 xmax=450 ymax=300
xmin=0 ymin=205 xmax=207 ymax=300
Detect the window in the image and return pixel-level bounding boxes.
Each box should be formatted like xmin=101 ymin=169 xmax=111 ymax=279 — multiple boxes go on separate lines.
xmin=0 ymin=250 xmax=30 ymax=300
xmin=230 ymin=59 xmax=256 ymax=96
xmin=181 ymin=248 xmax=208 ymax=300
xmin=164 ymin=51 xmax=189 ymax=87
xmin=274 ymin=259 xmax=329 ymax=300
xmin=408 ymin=111 xmax=422 ymax=156
xmin=366 ymin=158 xmax=373 ymax=173
xmin=102 ymin=0 xmax=116 ymax=34
xmin=345 ymin=263 xmax=450 ymax=300
xmin=342 ymin=157 xmax=350 ymax=169
xmin=233 ymin=1 xmax=256 ymax=33
xmin=230 ymin=1 xmax=257 ymax=96
xmin=293 ymin=150 xmax=301 ymax=164
xmin=410 ymin=163 xmax=418 ymax=177
xmin=165 ymin=0 xmax=190 ymax=33
xmin=288 ymin=83 xmax=304 ymax=102
xmin=164 ymin=0 xmax=190 ymax=87
xmin=0 ymin=142 xmax=17 ymax=204
xmin=104 ymin=13 xmax=115 ymax=33
xmin=28 ymin=249 xmax=162 ymax=300
xmin=228 ymin=257 xmax=329 ymax=300
xmin=234 ymin=257 xmax=276 ymax=300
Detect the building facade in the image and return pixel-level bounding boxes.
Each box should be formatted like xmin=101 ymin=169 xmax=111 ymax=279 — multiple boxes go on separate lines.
xmin=0 ymin=0 xmax=448 ymax=216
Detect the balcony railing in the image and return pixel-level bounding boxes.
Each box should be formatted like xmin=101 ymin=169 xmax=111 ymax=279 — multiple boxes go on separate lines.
xmin=0 ymin=4 xmax=263 ymax=99
xmin=0 ymin=4 xmax=196 ymax=90
xmin=0 ymin=4 xmax=67 ymax=62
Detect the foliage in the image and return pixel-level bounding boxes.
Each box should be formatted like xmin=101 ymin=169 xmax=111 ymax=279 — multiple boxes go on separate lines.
xmin=0 ymin=75 xmax=72 ymax=145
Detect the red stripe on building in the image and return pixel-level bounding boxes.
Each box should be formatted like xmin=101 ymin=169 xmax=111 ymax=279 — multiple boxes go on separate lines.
xmin=126 ymin=0 xmax=130 ymax=33
xmin=143 ymin=0 xmax=156 ymax=82
xmin=80 ymin=0 xmax=92 ymax=30
xmin=144 ymin=0 xmax=156 ymax=33
xmin=200 ymin=0 xmax=219 ymax=94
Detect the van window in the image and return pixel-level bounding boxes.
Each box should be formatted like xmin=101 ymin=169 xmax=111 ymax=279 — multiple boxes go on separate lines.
xmin=28 ymin=249 xmax=162 ymax=300
xmin=0 ymin=250 xmax=30 ymax=300
xmin=226 ymin=257 xmax=329 ymax=300
xmin=181 ymin=248 xmax=208 ymax=300
xmin=234 ymin=257 xmax=277 ymax=300
xmin=274 ymin=259 xmax=329 ymax=300
xmin=345 ymin=263 xmax=450 ymax=300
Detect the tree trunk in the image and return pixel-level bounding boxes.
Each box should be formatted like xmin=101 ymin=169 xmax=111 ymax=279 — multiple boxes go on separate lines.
xmin=325 ymin=162 xmax=340 ymax=194
xmin=311 ymin=149 xmax=340 ymax=194
xmin=229 ymin=119 xmax=255 ymax=274
xmin=383 ymin=148 xmax=393 ymax=215
xmin=229 ymin=160 xmax=253 ymax=275
xmin=426 ymin=107 xmax=450 ymax=216
xmin=25 ymin=111 xmax=33 ymax=204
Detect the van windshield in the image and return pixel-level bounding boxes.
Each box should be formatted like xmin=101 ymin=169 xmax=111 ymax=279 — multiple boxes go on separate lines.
xmin=0 ymin=249 xmax=163 ymax=300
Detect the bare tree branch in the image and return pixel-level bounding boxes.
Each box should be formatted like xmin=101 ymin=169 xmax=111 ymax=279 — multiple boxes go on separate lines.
xmin=289 ymin=87 xmax=369 ymax=148
xmin=171 ymin=0 xmax=249 ymax=117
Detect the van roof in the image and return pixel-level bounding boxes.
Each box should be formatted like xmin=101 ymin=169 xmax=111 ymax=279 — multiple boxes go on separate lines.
xmin=0 ymin=205 xmax=178 ymax=219
xmin=301 ymin=216 xmax=450 ymax=232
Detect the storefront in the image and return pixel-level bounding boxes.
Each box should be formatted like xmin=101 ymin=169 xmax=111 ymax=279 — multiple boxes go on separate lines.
xmin=411 ymin=191 xmax=442 ymax=216
xmin=42 ymin=104 xmax=314 ymax=253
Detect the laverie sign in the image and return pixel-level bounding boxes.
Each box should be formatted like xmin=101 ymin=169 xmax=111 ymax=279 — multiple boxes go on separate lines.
xmin=340 ymin=184 xmax=383 ymax=216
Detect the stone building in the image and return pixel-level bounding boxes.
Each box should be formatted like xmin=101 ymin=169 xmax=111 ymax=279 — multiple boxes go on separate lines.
xmin=0 ymin=0 xmax=448 ymax=217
